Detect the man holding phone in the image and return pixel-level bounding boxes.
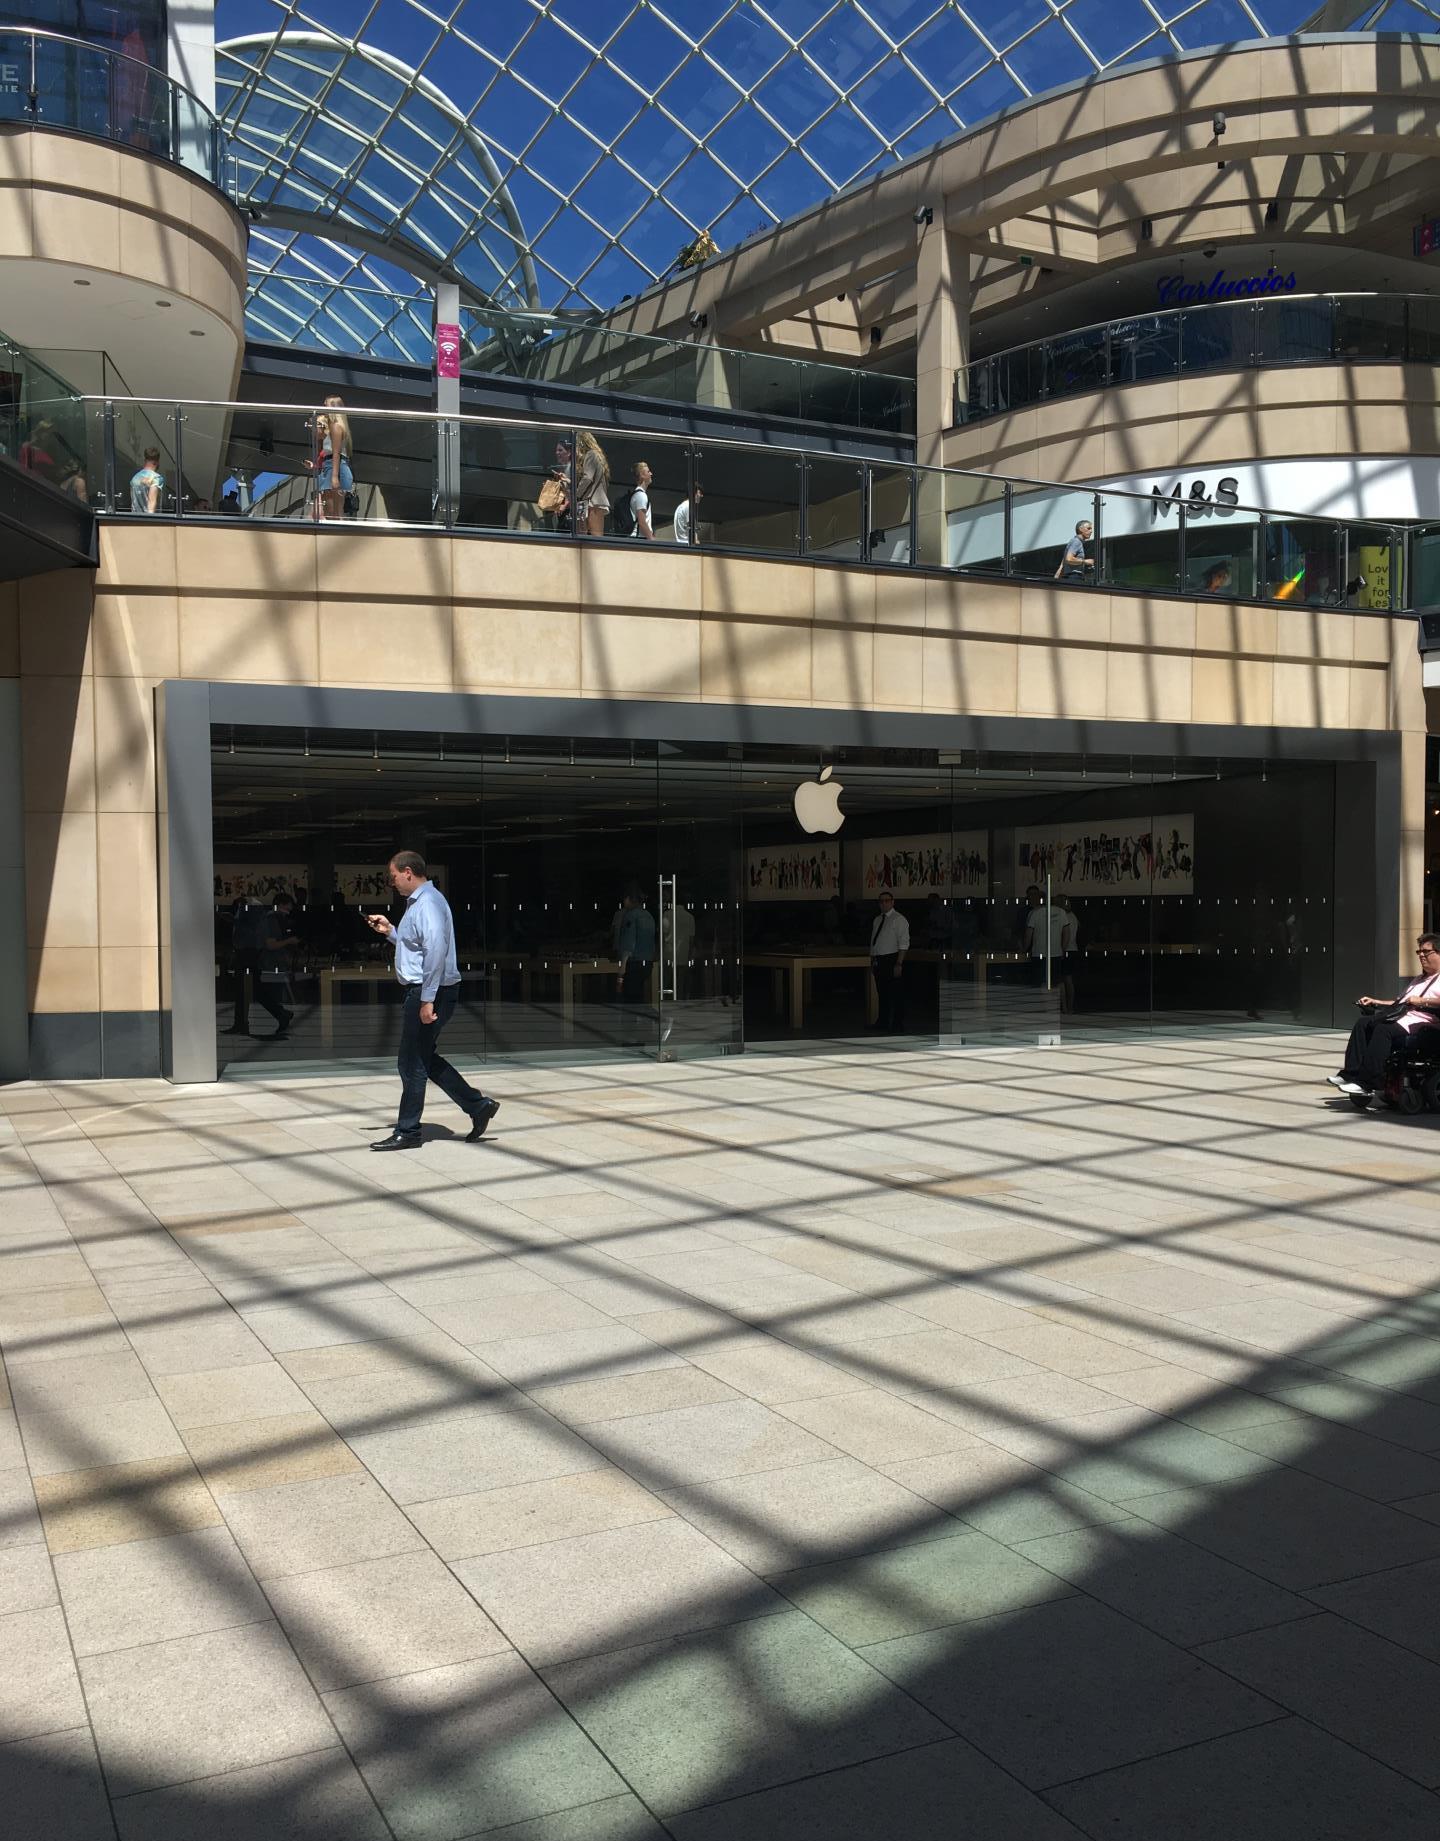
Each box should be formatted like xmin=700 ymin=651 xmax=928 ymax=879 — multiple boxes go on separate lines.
xmin=366 ymin=852 xmax=500 ymax=1151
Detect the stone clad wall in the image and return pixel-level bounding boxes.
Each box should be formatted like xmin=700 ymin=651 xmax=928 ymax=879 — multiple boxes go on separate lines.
xmin=0 ymin=521 xmax=1424 ymax=1076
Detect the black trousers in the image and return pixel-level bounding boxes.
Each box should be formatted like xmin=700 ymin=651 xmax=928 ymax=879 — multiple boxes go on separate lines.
xmin=1342 ymin=1015 xmax=1438 ymax=1086
xmin=230 ymin=953 xmax=288 ymax=1032
xmin=396 ymin=985 xmax=485 ymax=1133
xmin=872 ymin=954 xmax=904 ymax=1032
xmin=619 ymin=959 xmax=653 ymax=1044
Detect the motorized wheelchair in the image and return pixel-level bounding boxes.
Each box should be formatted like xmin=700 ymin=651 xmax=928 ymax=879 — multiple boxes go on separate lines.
xmin=1346 ymin=1028 xmax=1440 ymax=1114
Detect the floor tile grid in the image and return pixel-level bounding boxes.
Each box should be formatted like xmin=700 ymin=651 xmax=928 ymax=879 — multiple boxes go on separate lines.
xmin=2 ymin=1045 xmax=1440 ymax=1833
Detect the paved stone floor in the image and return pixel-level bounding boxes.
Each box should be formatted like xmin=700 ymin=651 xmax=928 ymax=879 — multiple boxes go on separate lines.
xmin=4 ymin=1035 xmax=1440 ymax=1839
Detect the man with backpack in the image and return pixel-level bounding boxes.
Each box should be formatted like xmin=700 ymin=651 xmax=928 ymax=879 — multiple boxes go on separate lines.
xmin=616 ymin=460 xmax=653 ymax=539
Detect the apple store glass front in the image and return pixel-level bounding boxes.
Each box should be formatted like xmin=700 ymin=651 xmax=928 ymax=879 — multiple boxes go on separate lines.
xmin=210 ymin=726 xmax=1337 ymax=1071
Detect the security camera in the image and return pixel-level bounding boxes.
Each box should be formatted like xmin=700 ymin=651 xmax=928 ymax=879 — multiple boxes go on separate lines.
xmin=1212 ymin=109 xmax=1226 ymax=137
xmin=1202 ymin=246 xmax=1217 ymax=259
xmin=913 ymin=204 xmax=934 ymax=226
xmin=687 ymin=310 xmax=708 ymax=331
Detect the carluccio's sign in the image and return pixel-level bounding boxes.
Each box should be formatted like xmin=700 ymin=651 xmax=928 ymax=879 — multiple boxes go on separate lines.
xmin=1156 ymin=266 xmax=1298 ymax=306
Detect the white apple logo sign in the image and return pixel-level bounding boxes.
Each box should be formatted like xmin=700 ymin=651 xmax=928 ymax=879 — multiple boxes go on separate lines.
xmin=793 ymin=765 xmax=845 ymax=835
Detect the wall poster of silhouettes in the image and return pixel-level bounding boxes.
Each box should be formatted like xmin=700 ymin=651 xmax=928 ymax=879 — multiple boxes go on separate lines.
xmin=746 ymin=843 xmax=841 ymax=900
xmin=214 ymin=865 xmax=306 ymax=903
xmin=1013 ymin=817 xmax=1195 ymax=895
xmin=336 ymin=864 xmax=445 ymax=901
xmin=860 ymin=832 xmax=989 ymax=895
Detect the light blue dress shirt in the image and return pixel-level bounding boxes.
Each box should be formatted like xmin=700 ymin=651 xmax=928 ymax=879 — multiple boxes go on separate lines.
xmin=389 ymin=881 xmax=460 ymax=1002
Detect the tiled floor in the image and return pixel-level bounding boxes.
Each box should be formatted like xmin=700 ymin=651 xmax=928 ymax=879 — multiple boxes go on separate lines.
xmin=3 ymin=1034 xmax=1440 ymax=1839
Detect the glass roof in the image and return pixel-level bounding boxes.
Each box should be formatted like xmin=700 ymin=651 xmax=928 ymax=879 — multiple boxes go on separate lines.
xmin=219 ymin=0 xmax=1386 ymax=355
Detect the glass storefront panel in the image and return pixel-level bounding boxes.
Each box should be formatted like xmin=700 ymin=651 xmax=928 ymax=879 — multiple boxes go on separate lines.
xmin=209 ymin=730 xmax=1340 ymax=1073
xmin=693 ymin=443 xmax=801 ymax=555
xmin=915 ymin=466 xmax=1004 ymax=573
xmin=805 ymin=457 xmax=865 ymax=562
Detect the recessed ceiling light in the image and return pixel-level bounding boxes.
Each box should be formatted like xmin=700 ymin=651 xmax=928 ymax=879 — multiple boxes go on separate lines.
xmin=189 ymin=329 xmax=205 ymax=337
xmin=72 ymin=278 xmax=92 ymax=286
xmin=155 ymin=299 xmax=171 ymax=308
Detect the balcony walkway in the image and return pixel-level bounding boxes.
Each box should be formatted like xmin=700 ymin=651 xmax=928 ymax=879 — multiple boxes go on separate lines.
xmin=3 ymin=1037 xmax=1440 ymax=1839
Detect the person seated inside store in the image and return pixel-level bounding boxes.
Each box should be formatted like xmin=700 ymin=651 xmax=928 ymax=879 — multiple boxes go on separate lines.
xmin=1327 ymin=935 xmax=1440 ymax=1096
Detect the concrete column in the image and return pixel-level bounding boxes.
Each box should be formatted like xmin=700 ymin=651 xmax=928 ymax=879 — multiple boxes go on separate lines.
xmin=914 ymin=217 xmax=970 ymax=469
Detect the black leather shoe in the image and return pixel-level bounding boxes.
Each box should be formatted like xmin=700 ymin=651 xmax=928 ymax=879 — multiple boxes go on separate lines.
xmin=371 ymin=1130 xmax=422 ymax=1152
xmin=465 ymin=1098 xmax=501 ymax=1142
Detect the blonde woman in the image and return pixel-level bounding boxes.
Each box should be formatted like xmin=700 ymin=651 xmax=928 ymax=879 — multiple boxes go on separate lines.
xmin=574 ymin=430 xmax=610 ymax=536
xmin=313 ymin=395 xmax=353 ymax=521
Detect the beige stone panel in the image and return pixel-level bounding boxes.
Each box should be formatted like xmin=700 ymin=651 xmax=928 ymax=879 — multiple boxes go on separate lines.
xmin=100 ymin=947 xmax=160 ymax=1014
xmin=812 ymin=567 xmax=876 ymax=628
xmin=1348 ymin=666 xmax=1389 ymax=732
xmin=873 ymin=630 xmax=923 ymax=707
xmin=584 ymin=543 xmax=702 ymax=617
xmin=0 ymin=153 xmax=34 ymax=258
xmin=26 ymin=812 xmax=99 ymax=951
xmin=923 ymin=635 xmax=1018 ymax=713
xmin=1272 ymin=661 xmax=1351 ymax=729
xmin=180 ymin=599 xmax=318 ymax=683
xmin=580 ymin=611 xmax=700 ymax=699
xmin=28 ymin=947 xmax=100 ymax=1015
xmin=1352 ymin=615 xmax=1394 ymax=666
xmin=31 ymin=192 xmax=122 ymax=274
xmin=700 ymin=619 xmax=812 ymax=703
xmin=22 ymin=678 xmax=95 ymax=814
xmin=1194 ymin=601 xmax=1276 ymax=658
xmin=1109 ymin=596 xmax=1196 ymax=652
xmin=18 ymin=571 xmax=94 ymax=677
xmin=1387 ymin=619 xmax=1426 ymax=734
xmin=98 ymin=522 xmax=178 ymax=594
xmin=1017 ymin=643 xmax=1108 ymax=718
xmin=317 ymin=531 xmax=451 ymax=600
xmin=925 ymin=576 xmax=1021 ymax=637
xmin=92 ymin=594 xmax=179 ymax=680
xmin=185 ymin=242 xmax=244 ymax=323
xmin=1106 ymin=648 xmax=1193 ymax=725
xmin=97 ymin=814 xmax=159 ymax=949
xmin=318 ymin=601 xmax=453 ymax=686
xmin=1335 ymin=405 xmax=1421 ymax=452
xmin=1273 ymin=606 xmax=1354 ymax=663
xmin=1192 ymin=655 xmax=1274 ymax=726
xmin=452 ymin=537 xmax=580 ymax=607
xmin=93 ymin=675 xmax=157 ymax=814
xmin=872 ymin=570 xmax=927 ymax=634
xmin=174 ymin=525 xmax=317 ymax=600
xmin=1101 ymin=419 xmax=1183 ymax=478
xmin=453 ymin=605 xmax=580 ymax=692
xmin=30 ymin=131 xmax=119 ymax=199
xmin=1020 ymin=588 xmax=1110 ymax=646
xmin=702 ymin=554 xmax=814 ymax=623
xmin=811 ymin=623 xmax=874 ymax=707
xmin=0 ymin=581 xmax=17 ymax=675
xmin=116 ymin=210 xmax=192 ymax=296
xmin=119 ymin=153 xmax=207 ymax=231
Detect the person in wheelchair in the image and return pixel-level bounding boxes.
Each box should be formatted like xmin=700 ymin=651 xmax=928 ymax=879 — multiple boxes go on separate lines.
xmin=1327 ymin=934 xmax=1440 ymax=1096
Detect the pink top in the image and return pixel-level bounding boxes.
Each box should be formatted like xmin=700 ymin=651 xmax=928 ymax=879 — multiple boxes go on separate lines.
xmin=1396 ymin=972 xmax=1440 ymax=1032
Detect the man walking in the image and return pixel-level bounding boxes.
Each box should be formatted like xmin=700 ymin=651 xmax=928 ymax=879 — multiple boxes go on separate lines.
xmin=615 ymin=885 xmax=657 ymax=1047
xmin=869 ymin=888 xmax=909 ymax=1033
xmin=365 ymin=852 xmax=500 ymax=1151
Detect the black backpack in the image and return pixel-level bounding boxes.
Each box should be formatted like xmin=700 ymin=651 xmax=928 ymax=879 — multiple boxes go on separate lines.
xmin=612 ymin=490 xmax=637 ymax=537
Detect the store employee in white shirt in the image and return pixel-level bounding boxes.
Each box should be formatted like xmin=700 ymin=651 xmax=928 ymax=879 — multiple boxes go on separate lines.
xmin=869 ymin=889 xmax=910 ymax=1033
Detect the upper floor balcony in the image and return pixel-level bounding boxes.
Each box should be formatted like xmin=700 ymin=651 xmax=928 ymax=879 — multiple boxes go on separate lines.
xmin=959 ymin=293 xmax=1440 ymax=427
xmin=0 ymin=26 xmax=234 ymax=199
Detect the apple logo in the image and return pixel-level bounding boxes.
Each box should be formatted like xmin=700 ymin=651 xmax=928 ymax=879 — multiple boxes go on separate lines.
xmin=793 ymin=765 xmax=845 ymax=835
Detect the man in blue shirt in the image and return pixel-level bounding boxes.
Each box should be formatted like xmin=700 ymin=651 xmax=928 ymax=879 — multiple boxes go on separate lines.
xmin=615 ymin=885 xmax=658 ymax=1047
xmin=365 ymin=852 xmax=500 ymax=1151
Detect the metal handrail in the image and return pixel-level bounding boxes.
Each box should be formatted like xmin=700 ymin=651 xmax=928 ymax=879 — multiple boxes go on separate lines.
xmin=74 ymin=392 xmax=1401 ymax=535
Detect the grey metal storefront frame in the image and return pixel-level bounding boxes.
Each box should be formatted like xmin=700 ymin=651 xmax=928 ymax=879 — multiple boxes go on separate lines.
xmin=158 ymin=679 xmax=1403 ymax=1084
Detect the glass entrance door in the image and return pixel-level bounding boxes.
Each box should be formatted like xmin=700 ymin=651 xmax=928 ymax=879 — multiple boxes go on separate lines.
xmin=656 ymin=741 xmax=743 ymax=1060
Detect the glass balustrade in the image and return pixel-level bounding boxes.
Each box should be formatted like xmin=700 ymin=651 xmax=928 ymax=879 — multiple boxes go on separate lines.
xmin=961 ymin=293 xmax=1440 ymax=424
xmin=76 ymin=394 xmax=1415 ymax=612
xmin=0 ymin=27 xmax=232 ymax=193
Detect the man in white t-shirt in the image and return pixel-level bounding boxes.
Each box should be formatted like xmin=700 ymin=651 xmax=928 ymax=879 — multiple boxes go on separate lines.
xmin=630 ymin=461 xmax=653 ymax=540
xmin=1023 ymin=889 xmax=1070 ymax=987
xmin=1328 ymin=934 xmax=1440 ymax=1094
xmin=869 ymin=889 xmax=910 ymax=1033
xmin=672 ymin=484 xmax=703 ymax=546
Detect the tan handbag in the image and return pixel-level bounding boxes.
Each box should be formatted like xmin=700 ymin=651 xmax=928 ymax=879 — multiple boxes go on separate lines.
xmin=537 ymin=477 xmax=567 ymax=514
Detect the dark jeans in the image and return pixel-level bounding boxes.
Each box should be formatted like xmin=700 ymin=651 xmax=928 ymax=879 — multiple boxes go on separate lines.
xmin=396 ymin=985 xmax=485 ymax=1134
xmin=1342 ymin=1014 xmax=1437 ymax=1086
xmin=230 ymin=954 xmax=289 ymax=1032
xmin=872 ymin=954 xmax=904 ymax=1032
xmin=619 ymin=959 xmax=653 ymax=1045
